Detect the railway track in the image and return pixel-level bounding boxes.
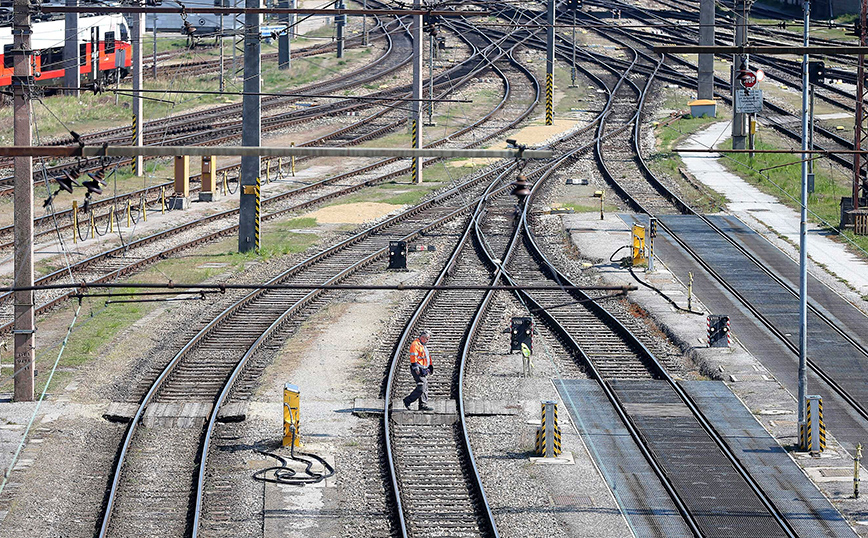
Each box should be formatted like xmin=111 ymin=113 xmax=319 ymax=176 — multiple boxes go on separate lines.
xmin=100 ymin=148 xmax=526 ymax=536
xmin=0 ymin=33 xmax=537 ymax=332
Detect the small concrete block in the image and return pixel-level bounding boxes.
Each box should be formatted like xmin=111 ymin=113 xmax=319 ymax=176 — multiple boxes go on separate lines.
xmin=464 ymin=399 xmax=521 ymax=416
xmin=166 ymin=196 xmax=190 ymax=210
xmin=103 ymin=402 xmax=139 ymax=423
xmin=217 ymin=402 xmax=247 ymax=422
xmin=198 ymin=191 xmax=219 ymax=202
xmin=353 ymin=398 xmax=385 ymax=415
xmin=529 ymin=451 xmax=575 ymax=465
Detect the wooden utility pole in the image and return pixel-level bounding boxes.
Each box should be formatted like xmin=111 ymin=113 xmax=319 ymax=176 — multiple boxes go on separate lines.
xmin=13 ymin=0 xmax=34 ymax=402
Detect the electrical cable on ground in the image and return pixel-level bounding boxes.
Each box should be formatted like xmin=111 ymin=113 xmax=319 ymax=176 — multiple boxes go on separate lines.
xmin=252 ymin=430 xmax=335 ymax=486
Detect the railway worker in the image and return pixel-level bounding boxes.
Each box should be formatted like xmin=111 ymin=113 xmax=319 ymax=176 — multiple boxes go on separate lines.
xmin=403 ymin=329 xmax=435 ymax=411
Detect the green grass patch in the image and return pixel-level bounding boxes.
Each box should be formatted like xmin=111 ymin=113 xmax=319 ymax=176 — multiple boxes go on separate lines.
xmin=719 ymin=137 xmax=868 ymax=255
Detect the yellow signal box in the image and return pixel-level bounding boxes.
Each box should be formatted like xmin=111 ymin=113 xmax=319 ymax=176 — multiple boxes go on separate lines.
xmin=283 ymin=383 xmax=301 ymax=447
xmin=632 ymin=224 xmax=647 ymax=266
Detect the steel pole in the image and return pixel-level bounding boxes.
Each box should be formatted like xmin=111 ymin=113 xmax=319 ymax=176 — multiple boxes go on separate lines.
xmin=698 ymin=0 xmax=714 ymax=99
xmin=363 ymin=0 xmax=368 ymax=46
xmin=798 ymin=0 xmax=810 ymax=449
xmin=238 ymin=0 xmax=261 ymax=253
xmin=12 ymin=0 xmax=34 ymax=402
xmin=411 ymin=0 xmax=422 ymax=183
xmin=152 ymin=14 xmax=157 ymax=80
xmin=732 ymin=0 xmax=748 ymax=149
xmin=336 ymin=0 xmax=345 ymax=58
xmin=570 ymin=9 xmax=576 ymax=87
xmin=64 ymin=0 xmax=79 ymax=97
xmin=546 ymin=0 xmax=554 ymax=125
xmin=219 ymin=11 xmax=225 ymax=90
xmin=132 ymin=2 xmax=144 ymax=177
xmin=427 ymin=31 xmax=434 ymax=125
xmin=279 ymin=0 xmax=289 ymax=69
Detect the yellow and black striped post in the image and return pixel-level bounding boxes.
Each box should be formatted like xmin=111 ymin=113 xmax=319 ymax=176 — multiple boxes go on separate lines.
xmin=131 ymin=114 xmax=139 ymax=175
xmin=535 ymin=400 xmax=562 ymax=457
xmin=72 ymin=201 xmax=78 ymax=244
xmin=254 ymin=175 xmax=261 ymax=253
xmin=411 ymin=119 xmax=421 ymax=184
xmin=545 ymin=0 xmax=554 ymax=126
xmin=545 ymin=73 xmax=554 ymax=126
xmin=806 ymin=395 xmax=826 ymax=453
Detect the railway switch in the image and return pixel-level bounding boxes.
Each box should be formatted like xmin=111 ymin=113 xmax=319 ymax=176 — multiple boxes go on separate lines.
xmin=388 ymin=241 xmax=407 ymax=270
xmin=535 ymin=400 xmax=562 ymax=457
xmin=170 ymin=156 xmax=190 ymax=209
xmin=706 ymin=315 xmax=730 ymax=348
xmin=631 ymin=224 xmax=646 ymax=266
xmin=199 ymin=156 xmax=218 ymax=202
xmin=805 ymin=395 xmax=826 ymax=454
xmin=510 ymin=317 xmax=533 ymax=353
xmin=283 ymin=383 xmax=301 ymax=448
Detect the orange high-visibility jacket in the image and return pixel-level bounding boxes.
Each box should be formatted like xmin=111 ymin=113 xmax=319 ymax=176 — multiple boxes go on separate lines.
xmin=409 ymin=338 xmax=430 ymax=368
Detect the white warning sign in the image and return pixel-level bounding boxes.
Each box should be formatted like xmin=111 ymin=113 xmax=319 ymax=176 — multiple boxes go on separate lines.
xmin=735 ymin=89 xmax=763 ymax=114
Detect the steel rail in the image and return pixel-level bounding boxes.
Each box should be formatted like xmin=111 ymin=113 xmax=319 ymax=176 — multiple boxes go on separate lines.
xmin=97 ymin=138 xmax=521 ymax=536
xmin=0 ymin=18 xmax=526 ymax=322
xmin=383 ymin=167 xmax=513 ymax=537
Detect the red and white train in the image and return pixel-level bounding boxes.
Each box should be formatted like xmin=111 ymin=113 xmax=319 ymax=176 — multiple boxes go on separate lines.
xmin=0 ymin=14 xmax=132 ymax=89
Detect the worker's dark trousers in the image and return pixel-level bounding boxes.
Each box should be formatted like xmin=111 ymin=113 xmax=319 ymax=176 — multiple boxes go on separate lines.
xmin=404 ymin=365 xmax=429 ymax=408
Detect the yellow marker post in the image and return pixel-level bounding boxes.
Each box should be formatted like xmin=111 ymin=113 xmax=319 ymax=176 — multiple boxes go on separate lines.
xmin=688 ymin=272 xmax=694 ymax=311
xmin=72 ymin=201 xmax=78 ymax=244
xmin=593 ymin=190 xmax=604 ymax=220
xmin=142 ymin=198 xmax=147 ymax=222
xmin=632 ymin=224 xmax=647 ymax=266
xmin=89 ymin=211 xmax=95 ymax=238
xmin=161 ymin=186 xmax=166 ymax=214
xmin=126 ymin=200 xmax=132 ymax=227
xmin=109 ymin=207 xmax=115 ymax=234
xmin=290 ymin=142 xmax=296 ymax=177
xmin=283 ymin=383 xmax=301 ymax=447
xmin=856 ymin=443 xmax=862 ymax=499
xmin=222 ymin=170 xmax=228 ymax=195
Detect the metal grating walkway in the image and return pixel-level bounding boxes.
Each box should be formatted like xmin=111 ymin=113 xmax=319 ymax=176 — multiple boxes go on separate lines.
xmin=660 ymin=215 xmax=868 ymax=418
xmin=683 ymin=381 xmax=857 ymax=538
xmin=609 ymin=379 xmax=789 ymax=538
xmin=555 ymin=379 xmax=694 ymax=538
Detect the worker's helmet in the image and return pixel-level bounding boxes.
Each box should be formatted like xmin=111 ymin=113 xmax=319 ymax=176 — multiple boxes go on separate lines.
xmin=420 ymin=329 xmax=432 ymax=338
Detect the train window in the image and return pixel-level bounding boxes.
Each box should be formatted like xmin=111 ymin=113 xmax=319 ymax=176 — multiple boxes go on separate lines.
xmin=3 ymin=45 xmax=12 ymax=69
xmin=42 ymin=47 xmax=63 ymax=71
xmin=80 ymin=43 xmax=87 ymax=65
xmin=105 ymin=31 xmax=115 ymax=54
xmin=119 ymin=24 xmax=128 ymax=43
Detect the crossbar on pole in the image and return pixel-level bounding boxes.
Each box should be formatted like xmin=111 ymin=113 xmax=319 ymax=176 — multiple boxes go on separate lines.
xmin=0 ymin=146 xmax=553 ymax=159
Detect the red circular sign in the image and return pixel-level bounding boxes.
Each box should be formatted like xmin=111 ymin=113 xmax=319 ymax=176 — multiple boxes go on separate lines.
xmin=740 ymin=71 xmax=758 ymax=88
